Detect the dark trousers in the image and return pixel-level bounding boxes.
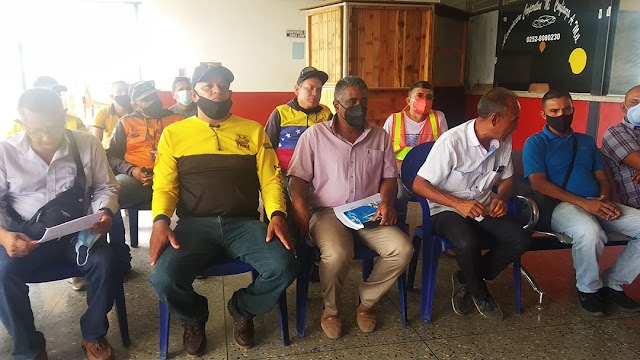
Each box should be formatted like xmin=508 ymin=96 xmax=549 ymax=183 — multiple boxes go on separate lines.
xmin=149 ymin=216 xmax=297 ymax=323
xmin=431 ymin=211 xmax=531 ymax=299
xmin=0 ymin=238 xmax=116 ymax=360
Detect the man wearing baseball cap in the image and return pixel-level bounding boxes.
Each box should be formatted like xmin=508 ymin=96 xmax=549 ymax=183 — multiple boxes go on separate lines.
xmin=148 ymin=64 xmax=296 ymax=356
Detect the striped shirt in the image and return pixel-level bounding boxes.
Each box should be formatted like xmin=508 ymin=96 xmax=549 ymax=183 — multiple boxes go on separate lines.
xmin=601 ymin=120 xmax=640 ymax=208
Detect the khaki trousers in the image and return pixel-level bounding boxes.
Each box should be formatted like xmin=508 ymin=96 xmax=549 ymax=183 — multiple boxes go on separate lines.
xmin=309 ymin=208 xmax=414 ymax=315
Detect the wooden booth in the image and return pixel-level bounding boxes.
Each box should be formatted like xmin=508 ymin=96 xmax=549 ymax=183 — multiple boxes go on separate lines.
xmin=302 ymin=0 xmax=468 ymax=126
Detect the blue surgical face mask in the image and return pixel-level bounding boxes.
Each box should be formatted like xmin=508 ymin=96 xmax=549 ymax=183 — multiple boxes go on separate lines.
xmin=177 ymin=90 xmax=193 ymax=107
xmin=75 ymin=230 xmax=101 ymax=266
xmin=626 ymin=104 xmax=640 ymax=127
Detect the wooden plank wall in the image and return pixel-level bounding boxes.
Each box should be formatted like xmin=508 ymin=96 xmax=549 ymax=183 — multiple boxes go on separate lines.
xmin=349 ymin=6 xmax=432 ymax=88
xmin=307 ymin=7 xmax=343 ymax=85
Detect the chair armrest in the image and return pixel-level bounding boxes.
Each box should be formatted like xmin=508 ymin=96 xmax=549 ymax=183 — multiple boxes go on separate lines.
xmin=515 ymin=195 xmax=539 ymax=230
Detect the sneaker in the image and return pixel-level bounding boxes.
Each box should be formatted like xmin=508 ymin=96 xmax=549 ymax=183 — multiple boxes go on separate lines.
xmin=356 ymin=304 xmax=376 ymax=333
xmin=228 ymin=304 xmax=254 ymax=350
xmin=81 ymin=338 xmax=114 ymax=360
xmin=471 ymin=294 xmax=503 ymax=319
xmin=320 ymin=310 xmax=342 ymax=339
xmin=599 ymin=287 xmax=640 ymax=312
xmin=35 ymin=351 xmax=48 ymax=360
xmin=577 ymin=291 xmax=605 ymax=316
xmin=182 ymin=321 xmax=206 ymax=357
xmin=70 ymin=277 xmax=86 ymax=291
xmin=451 ymin=270 xmax=470 ymax=315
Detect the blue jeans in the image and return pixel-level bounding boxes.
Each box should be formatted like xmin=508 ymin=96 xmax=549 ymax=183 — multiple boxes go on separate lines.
xmin=551 ymin=202 xmax=640 ymax=293
xmin=116 ymin=174 xmax=152 ymax=209
xmin=0 ymin=237 xmax=117 ymax=360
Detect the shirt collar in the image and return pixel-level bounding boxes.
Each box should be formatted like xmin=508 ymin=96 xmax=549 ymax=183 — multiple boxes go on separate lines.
xmin=542 ymin=124 xmax=575 ymax=139
xmin=622 ymin=117 xmax=639 ymax=129
xmin=328 ymin=119 xmax=372 ymax=144
xmin=109 ymin=103 xmax=117 ymax=116
xmin=467 ymin=119 xmax=501 ymax=148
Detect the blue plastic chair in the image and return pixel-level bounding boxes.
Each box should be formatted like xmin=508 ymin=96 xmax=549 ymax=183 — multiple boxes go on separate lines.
xmin=295 ymin=238 xmax=409 ymax=338
xmin=400 ymin=142 xmax=523 ymax=323
xmin=158 ymin=258 xmax=290 ymax=360
xmin=25 ymin=251 xmax=131 ymax=347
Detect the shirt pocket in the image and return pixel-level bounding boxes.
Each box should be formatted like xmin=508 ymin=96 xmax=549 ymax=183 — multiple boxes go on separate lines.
xmin=356 ymin=149 xmax=384 ymax=180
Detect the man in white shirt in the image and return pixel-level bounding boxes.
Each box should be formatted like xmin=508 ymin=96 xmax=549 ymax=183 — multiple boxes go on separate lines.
xmin=412 ymin=87 xmax=530 ymax=320
xmin=0 ymin=88 xmax=120 ymax=360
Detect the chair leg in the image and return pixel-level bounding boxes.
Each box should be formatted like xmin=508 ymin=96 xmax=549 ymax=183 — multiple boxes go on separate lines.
xmin=159 ymin=301 xmax=170 ymax=360
xmin=114 ymin=281 xmax=131 ymax=347
xmin=361 ymin=258 xmax=374 ymax=281
xmin=513 ymin=258 xmax=522 ymax=314
xmin=129 ymin=209 xmax=139 ymax=248
xmin=520 ymin=265 xmax=546 ymax=311
xmin=398 ymin=273 xmax=408 ymax=326
xmin=407 ymin=231 xmax=423 ymax=291
xmin=296 ymin=247 xmax=312 ymax=338
xmin=277 ymin=292 xmax=291 ymax=346
xmin=421 ymin=237 xmax=443 ymax=323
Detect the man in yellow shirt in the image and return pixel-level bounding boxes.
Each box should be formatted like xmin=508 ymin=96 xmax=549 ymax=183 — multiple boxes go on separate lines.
xmin=92 ymin=81 xmax=132 ymax=148
xmin=148 ymin=64 xmax=296 ymax=356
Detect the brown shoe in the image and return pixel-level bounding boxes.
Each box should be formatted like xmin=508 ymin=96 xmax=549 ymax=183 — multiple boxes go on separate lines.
xmin=81 ymin=338 xmax=114 ymax=360
xmin=228 ymin=305 xmax=254 ymax=350
xmin=356 ymin=304 xmax=376 ymax=333
xmin=35 ymin=351 xmax=48 ymax=360
xmin=320 ymin=310 xmax=342 ymax=339
xmin=183 ymin=321 xmax=207 ymax=358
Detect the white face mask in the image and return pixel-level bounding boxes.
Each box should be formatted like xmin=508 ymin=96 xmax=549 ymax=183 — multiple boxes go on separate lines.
xmin=625 ymin=104 xmax=640 ymax=126
xmin=177 ymin=90 xmax=193 ymax=106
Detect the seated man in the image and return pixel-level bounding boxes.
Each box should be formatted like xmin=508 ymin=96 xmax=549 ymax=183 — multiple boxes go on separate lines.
xmin=92 ymin=81 xmax=132 ymax=148
xmin=602 ymin=85 xmax=640 ymax=209
xmin=523 ymin=89 xmax=640 ymax=315
xmin=265 ymin=66 xmax=332 ymax=172
xmin=288 ymin=76 xmax=413 ymax=339
xmin=169 ymin=77 xmax=197 ymax=118
xmin=148 ymin=64 xmax=296 ymax=357
xmin=7 ymin=76 xmax=87 ymax=136
xmin=106 ymin=80 xmax=184 ymax=209
xmin=412 ymin=87 xmax=530 ymax=320
xmin=0 ymin=88 xmax=120 ymax=360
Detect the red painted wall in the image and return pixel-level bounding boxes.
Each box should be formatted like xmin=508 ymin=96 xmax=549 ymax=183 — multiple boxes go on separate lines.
xmin=597 ymin=102 xmax=625 ymax=147
xmin=465 ymin=95 xmax=589 ymax=151
xmin=159 ymin=91 xmax=294 ymax=126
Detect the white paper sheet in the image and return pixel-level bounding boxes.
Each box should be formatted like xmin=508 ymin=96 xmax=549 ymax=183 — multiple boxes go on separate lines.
xmin=333 ymin=194 xmax=382 ymax=230
xmin=37 ymin=212 xmax=103 ymax=243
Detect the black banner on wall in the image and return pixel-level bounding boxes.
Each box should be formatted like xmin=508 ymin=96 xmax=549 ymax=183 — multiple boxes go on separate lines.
xmin=495 ymin=0 xmax=604 ymax=93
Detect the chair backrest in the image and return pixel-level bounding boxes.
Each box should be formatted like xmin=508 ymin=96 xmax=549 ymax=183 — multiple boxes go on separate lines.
xmin=400 ymin=142 xmax=436 ymax=235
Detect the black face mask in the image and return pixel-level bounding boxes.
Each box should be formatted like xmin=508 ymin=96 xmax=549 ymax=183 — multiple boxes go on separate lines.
xmin=196 ymin=96 xmax=232 ymax=120
xmin=141 ymin=100 xmax=165 ymax=119
xmin=546 ymin=113 xmax=573 ymax=133
xmin=340 ymin=103 xmax=367 ymax=128
xmin=114 ymin=95 xmax=131 ymax=107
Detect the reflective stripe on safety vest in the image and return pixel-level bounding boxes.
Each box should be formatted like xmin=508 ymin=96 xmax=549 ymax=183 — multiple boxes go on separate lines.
xmin=392 ymin=110 xmax=440 ymax=160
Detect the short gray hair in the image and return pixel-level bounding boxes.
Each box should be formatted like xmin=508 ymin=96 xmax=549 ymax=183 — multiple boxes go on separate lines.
xmin=477 ymin=87 xmax=517 ymax=118
xmin=334 ymin=76 xmax=368 ymax=101
xmin=17 ymin=88 xmax=64 ymax=119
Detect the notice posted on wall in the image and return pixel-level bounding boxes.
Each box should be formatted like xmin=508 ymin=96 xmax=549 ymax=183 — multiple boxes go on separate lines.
xmin=333 ymin=194 xmax=382 ymax=230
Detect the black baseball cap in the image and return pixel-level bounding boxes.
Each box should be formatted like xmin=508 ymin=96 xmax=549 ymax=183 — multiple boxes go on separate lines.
xmin=129 ymin=80 xmax=159 ymax=101
xmin=192 ymin=64 xmax=234 ymax=85
xmin=33 ymin=76 xmax=67 ymax=94
xmin=297 ymin=66 xmax=328 ymax=85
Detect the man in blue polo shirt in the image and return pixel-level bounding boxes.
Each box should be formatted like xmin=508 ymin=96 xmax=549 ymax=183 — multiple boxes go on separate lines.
xmin=523 ymin=89 xmax=640 ymax=316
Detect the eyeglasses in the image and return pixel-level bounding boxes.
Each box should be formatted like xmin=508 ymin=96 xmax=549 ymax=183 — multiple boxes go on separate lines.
xmin=415 ymin=94 xmax=435 ymax=101
xmin=24 ymin=126 xmax=64 ymax=138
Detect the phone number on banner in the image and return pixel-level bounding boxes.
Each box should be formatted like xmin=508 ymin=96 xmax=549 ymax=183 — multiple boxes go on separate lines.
xmin=526 ymin=33 xmax=561 ymax=43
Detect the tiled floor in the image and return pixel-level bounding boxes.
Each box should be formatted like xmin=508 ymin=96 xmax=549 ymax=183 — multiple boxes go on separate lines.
xmin=2 ymin=202 xmax=640 ymax=359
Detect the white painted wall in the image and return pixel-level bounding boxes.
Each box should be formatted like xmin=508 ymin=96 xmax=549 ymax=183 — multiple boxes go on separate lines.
xmin=465 ymin=10 xmax=499 ymax=89
xmin=138 ymin=0 xmax=321 ymax=92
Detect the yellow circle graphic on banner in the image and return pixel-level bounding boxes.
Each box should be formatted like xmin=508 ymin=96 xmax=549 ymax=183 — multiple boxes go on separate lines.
xmin=569 ymin=48 xmax=587 ymax=74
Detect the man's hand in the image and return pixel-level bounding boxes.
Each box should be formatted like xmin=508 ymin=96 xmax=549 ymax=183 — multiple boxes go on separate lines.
xmin=0 ymin=228 xmax=37 ymax=258
xmin=266 ymin=215 xmax=295 ymax=255
xmin=132 ymin=167 xmax=154 ymax=187
xmin=291 ymin=198 xmax=311 ymax=242
xmin=374 ymin=202 xmax=397 ymax=226
xmin=579 ymin=195 xmax=621 ymax=221
xmin=149 ymin=220 xmax=179 ymax=266
xmin=455 ymin=199 xmax=488 ymax=219
xmin=488 ymin=199 xmax=508 ymax=218
xmin=633 ymin=171 xmax=640 ymax=184
xmin=88 ymin=211 xmax=113 ymax=235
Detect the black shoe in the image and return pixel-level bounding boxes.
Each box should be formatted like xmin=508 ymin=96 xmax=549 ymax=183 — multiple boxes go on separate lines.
xmin=228 ymin=304 xmax=254 ymax=350
xmin=599 ymin=287 xmax=640 ymax=312
xmin=577 ymin=291 xmax=605 ymax=316
xmin=471 ymin=294 xmax=503 ymax=319
xmin=451 ymin=270 xmax=470 ymax=315
xmin=183 ymin=321 xmax=206 ymax=358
